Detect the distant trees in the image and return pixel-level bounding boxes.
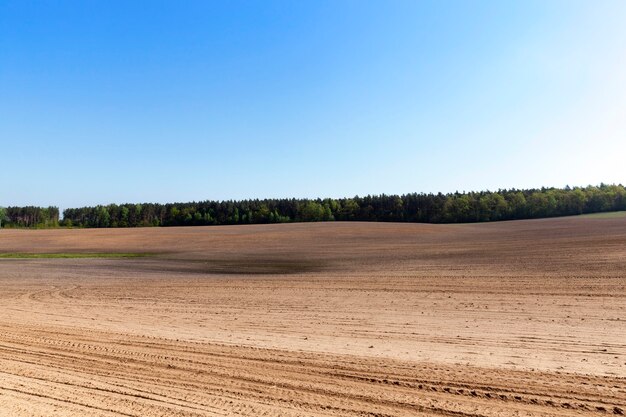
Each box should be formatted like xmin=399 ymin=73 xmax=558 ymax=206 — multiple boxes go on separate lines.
xmin=1 ymin=206 xmax=59 ymax=228
xmin=2 ymin=185 xmax=624 ymax=229
xmin=55 ymin=183 xmax=626 ymax=228
xmin=298 ymin=201 xmax=333 ymax=222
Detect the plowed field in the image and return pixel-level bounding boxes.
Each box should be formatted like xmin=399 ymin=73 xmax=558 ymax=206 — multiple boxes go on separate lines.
xmin=0 ymin=216 xmax=624 ymax=416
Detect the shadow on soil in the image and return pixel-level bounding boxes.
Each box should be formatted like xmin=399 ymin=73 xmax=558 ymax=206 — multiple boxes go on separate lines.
xmin=193 ymin=258 xmax=325 ymax=275
xmin=127 ymin=257 xmax=328 ymax=275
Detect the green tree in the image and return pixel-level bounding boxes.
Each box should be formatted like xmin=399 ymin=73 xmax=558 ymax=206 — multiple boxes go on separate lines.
xmin=443 ymin=195 xmax=472 ymax=222
xmin=120 ymin=206 xmax=130 ymax=227
xmin=339 ymin=199 xmax=359 ymax=220
xmin=480 ymin=193 xmax=508 ymax=221
xmin=255 ymin=204 xmax=271 ymax=223
xmin=299 ymin=201 xmax=325 ymax=222
xmin=97 ymin=206 xmax=111 ymax=228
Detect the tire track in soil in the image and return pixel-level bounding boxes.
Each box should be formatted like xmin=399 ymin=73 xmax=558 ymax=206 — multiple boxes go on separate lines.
xmin=0 ymin=324 xmax=623 ymax=417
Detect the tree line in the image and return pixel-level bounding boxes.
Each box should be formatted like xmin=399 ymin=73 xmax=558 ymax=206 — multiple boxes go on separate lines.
xmin=2 ymin=184 xmax=624 ymax=229
xmin=61 ymin=184 xmax=626 ymax=228
xmin=0 ymin=206 xmax=59 ymax=228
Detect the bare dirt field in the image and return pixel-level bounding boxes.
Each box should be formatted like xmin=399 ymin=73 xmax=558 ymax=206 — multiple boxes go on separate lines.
xmin=0 ymin=216 xmax=625 ymax=416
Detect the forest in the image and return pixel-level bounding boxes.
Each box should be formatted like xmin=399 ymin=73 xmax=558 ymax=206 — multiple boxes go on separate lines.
xmin=0 ymin=206 xmax=59 ymax=228
xmin=1 ymin=184 xmax=625 ymax=228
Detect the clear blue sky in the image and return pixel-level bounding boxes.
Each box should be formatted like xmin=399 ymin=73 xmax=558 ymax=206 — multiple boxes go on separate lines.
xmin=1 ymin=1 xmax=625 ymax=209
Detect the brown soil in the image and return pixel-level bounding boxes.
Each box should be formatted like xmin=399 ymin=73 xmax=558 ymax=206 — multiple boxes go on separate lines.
xmin=0 ymin=216 xmax=624 ymax=416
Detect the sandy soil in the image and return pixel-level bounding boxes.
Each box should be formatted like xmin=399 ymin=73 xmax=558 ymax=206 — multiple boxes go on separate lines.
xmin=0 ymin=216 xmax=624 ymax=416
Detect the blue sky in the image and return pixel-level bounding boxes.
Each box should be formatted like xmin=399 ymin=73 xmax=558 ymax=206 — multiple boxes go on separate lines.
xmin=1 ymin=1 xmax=625 ymax=209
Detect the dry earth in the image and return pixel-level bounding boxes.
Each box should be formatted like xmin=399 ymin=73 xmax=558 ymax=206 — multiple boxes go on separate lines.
xmin=0 ymin=216 xmax=625 ymax=416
